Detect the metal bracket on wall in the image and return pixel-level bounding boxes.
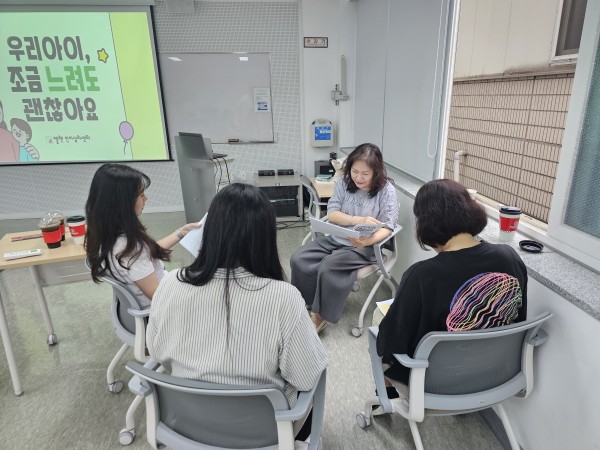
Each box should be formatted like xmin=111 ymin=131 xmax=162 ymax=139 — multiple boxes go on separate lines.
xmin=331 ymin=55 xmax=350 ymax=105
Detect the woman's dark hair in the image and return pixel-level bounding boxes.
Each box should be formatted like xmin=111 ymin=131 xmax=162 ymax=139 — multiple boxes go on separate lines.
xmin=179 ymin=183 xmax=285 ymax=338
xmin=413 ymin=179 xmax=487 ymax=250
xmin=343 ymin=143 xmax=389 ymax=197
xmin=85 ymin=163 xmax=170 ymax=282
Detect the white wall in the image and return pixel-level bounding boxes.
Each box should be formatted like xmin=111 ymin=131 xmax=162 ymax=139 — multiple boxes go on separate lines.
xmin=299 ymin=0 xmax=357 ymax=176
xmin=505 ymin=279 xmax=600 ymax=450
xmin=454 ymin=0 xmax=562 ymax=78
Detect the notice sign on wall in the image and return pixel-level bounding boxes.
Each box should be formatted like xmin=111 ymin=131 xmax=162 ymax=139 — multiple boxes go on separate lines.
xmin=0 ymin=11 xmax=168 ymax=165
xmin=254 ymin=87 xmax=271 ymax=112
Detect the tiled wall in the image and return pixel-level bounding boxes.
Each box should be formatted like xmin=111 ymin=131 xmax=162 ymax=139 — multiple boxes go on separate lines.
xmin=0 ymin=1 xmax=301 ymax=217
xmin=444 ymin=73 xmax=574 ymax=223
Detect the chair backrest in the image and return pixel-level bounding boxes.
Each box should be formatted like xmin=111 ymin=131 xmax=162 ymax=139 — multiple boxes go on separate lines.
xmin=127 ymin=362 xmax=291 ymax=449
xmin=85 ymin=257 xmax=145 ymax=342
xmin=102 ymin=274 xmax=145 ymax=338
xmin=299 ymin=174 xmax=324 ymax=220
xmin=413 ymin=312 xmax=551 ymax=407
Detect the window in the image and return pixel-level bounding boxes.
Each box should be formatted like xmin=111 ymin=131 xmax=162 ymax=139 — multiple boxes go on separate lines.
xmin=547 ymin=0 xmax=600 ymax=271
xmin=444 ymin=73 xmax=573 ymax=224
xmin=553 ymin=0 xmax=588 ymax=62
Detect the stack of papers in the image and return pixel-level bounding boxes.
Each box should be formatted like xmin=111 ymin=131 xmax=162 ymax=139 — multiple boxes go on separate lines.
xmin=309 ymin=219 xmax=383 ymax=239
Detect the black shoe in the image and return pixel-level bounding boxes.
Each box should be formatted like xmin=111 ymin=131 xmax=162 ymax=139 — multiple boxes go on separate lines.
xmin=372 ymin=387 xmax=399 ymax=415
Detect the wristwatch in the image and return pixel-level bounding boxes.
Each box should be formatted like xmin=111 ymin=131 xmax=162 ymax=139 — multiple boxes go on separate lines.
xmin=176 ymin=228 xmax=185 ymax=240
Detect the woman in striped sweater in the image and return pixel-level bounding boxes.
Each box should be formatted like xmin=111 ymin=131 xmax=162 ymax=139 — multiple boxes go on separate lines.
xmin=147 ymin=183 xmax=327 ymax=438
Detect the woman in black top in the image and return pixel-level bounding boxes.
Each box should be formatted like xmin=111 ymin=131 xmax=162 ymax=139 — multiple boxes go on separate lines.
xmin=377 ymin=179 xmax=527 ymax=384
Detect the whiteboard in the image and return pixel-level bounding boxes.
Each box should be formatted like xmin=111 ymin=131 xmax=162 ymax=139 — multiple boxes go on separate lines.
xmin=159 ymin=52 xmax=274 ymax=145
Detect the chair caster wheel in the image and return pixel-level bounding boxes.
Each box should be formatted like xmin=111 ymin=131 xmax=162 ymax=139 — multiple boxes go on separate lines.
xmin=108 ymin=380 xmax=124 ymax=394
xmin=47 ymin=334 xmax=58 ymax=345
xmin=356 ymin=412 xmax=371 ymax=429
xmin=351 ymin=326 xmax=363 ymax=337
xmin=352 ymin=282 xmax=360 ymax=292
xmin=118 ymin=428 xmax=135 ymax=446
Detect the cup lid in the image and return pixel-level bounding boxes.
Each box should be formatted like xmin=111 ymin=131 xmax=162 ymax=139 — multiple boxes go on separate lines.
xmin=39 ymin=217 xmax=60 ymax=227
xmin=66 ymin=215 xmax=85 ymax=223
xmin=499 ymin=206 xmax=521 ymax=215
xmin=45 ymin=210 xmax=64 ymax=219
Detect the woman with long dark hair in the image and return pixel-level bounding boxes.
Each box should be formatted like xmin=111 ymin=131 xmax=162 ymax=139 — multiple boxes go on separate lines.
xmin=290 ymin=143 xmax=399 ymax=332
xmin=147 ymin=183 xmax=327 ymax=426
xmin=85 ymin=163 xmax=198 ymax=306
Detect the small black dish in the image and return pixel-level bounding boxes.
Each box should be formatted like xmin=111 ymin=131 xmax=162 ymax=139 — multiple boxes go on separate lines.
xmin=519 ymin=239 xmax=544 ymax=253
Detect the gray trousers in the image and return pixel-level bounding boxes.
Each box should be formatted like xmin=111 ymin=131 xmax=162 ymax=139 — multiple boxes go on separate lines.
xmin=290 ymin=236 xmax=376 ymax=323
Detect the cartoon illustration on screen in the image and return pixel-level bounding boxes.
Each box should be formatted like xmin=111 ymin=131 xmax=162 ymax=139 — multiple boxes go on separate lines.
xmin=0 ymin=100 xmax=6 ymax=130
xmin=0 ymin=100 xmax=19 ymax=162
xmin=119 ymin=121 xmax=134 ymax=155
xmin=10 ymin=118 xmax=40 ymax=162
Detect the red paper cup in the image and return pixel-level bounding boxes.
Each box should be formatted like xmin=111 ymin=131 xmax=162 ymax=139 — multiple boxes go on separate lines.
xmin=67 ymin=215 xmax=86 ymax=245
xmin=499 ymin=206 xmax=521 ymax=241
xmin=39 ymin=217 xmax=62 ymax=249
xmin=45 ymin=210 xmax=65 ymax=241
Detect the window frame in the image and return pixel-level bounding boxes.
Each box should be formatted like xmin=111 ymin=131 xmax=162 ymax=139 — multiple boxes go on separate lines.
xmin=550 ymin=0 xmax=587 ymax=65
xmin=547 ymin=0 xmax=600 ymax=272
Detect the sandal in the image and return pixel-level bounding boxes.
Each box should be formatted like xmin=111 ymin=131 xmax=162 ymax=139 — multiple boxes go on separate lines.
xmin=314 ymin=320 xmax=328 ymax=334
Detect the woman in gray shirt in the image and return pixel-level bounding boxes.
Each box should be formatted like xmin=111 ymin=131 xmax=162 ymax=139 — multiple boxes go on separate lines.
xmin=291 ymin=143 xmax=399 ymax=331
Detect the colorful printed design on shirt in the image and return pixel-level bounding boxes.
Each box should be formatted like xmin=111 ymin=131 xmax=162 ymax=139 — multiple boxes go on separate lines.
xmin=446 ymin=272 xmax=522 ymax=332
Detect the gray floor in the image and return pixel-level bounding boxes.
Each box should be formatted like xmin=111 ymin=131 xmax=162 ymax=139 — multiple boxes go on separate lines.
xmin=0 ymin=212 xmax=503 ymax=449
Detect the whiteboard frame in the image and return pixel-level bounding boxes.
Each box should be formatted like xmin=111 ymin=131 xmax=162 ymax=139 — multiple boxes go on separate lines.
xmin=158 ymin=52 xmax=275 ymax=146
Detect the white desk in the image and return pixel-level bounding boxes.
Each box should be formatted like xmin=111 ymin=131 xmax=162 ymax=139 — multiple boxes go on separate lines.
xmin=310 ymin=176 xmax=335 ymax=199
xmin=0 ymin=231 xmax=89 ymax=395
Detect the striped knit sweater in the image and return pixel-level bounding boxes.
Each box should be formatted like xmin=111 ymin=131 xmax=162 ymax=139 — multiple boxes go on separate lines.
xmin=147 ymin=267 xmax=328 ymax=406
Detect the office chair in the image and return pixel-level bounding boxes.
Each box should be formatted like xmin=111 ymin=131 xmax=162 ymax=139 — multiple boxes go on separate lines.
xmin=85 ymin=260 xmax=150 ymax=446
xmin=310 ymin=218 xmax=402 ymax=337
xmin=124 ymin=359 xmax=327 ymax=450
xmin=357 ymin=312 xmax=552 ymax=450
xmin=299 ymin=175 xmax=328 ymax=245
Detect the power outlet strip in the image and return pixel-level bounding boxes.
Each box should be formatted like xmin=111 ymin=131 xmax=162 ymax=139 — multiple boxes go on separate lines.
xmin=277 ymin=169 xmax=294 ymax=176
xmin=258 ymin=170 xmax=275 ymax=176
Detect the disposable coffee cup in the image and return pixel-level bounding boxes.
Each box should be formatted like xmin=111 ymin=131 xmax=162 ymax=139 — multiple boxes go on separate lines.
xmin=467 ymin=189 xmax=477 ymax=200
xmin=45 ymin=210 xmax=65 ymax=241
xmin=66 ymin=215 xmax=86 ymax=245
xmin=499 ymin=206 xmax=521 ymax=241
xmin=39 ymin=217 xmax=62 ymax=249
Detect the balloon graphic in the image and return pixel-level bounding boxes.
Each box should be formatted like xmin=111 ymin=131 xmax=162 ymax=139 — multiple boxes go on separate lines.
xmin=119 ymin=121 xmax=134 ymax=156
xmin=119 ymin=121 xmax=134 ymax=141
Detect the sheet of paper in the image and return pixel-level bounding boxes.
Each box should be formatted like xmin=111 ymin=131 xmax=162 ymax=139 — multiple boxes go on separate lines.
xmin=353 ymin=223 xmax=383 ymax=237
xmin=179 ymin=213 xmax=207 ymax=257
xmin=310 ymin=218 xmax=360 ymax=239
xmin=375 ymin=298 xmax=394 ymax=316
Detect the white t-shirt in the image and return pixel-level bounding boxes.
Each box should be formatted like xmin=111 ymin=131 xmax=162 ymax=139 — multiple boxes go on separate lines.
xmin=109 ymin=236 xmax=166 ymax=307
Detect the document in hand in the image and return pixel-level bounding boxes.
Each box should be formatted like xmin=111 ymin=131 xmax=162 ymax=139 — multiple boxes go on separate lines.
xmin=309 ymin=218 xmax=384 ymax=239
xmin=353 ymin=223 xmax=384 ymax=237
xmin=309 ymin=218 xmax=360 ymax=239
xmin=179 ymin=213 xmax=207 ymax=256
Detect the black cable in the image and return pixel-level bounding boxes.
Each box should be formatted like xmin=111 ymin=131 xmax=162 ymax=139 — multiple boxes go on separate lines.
xmin=220 ymin=157 xmax=231 ymax=183
xmin=213 ymin=158 xmax=223 ymax=191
